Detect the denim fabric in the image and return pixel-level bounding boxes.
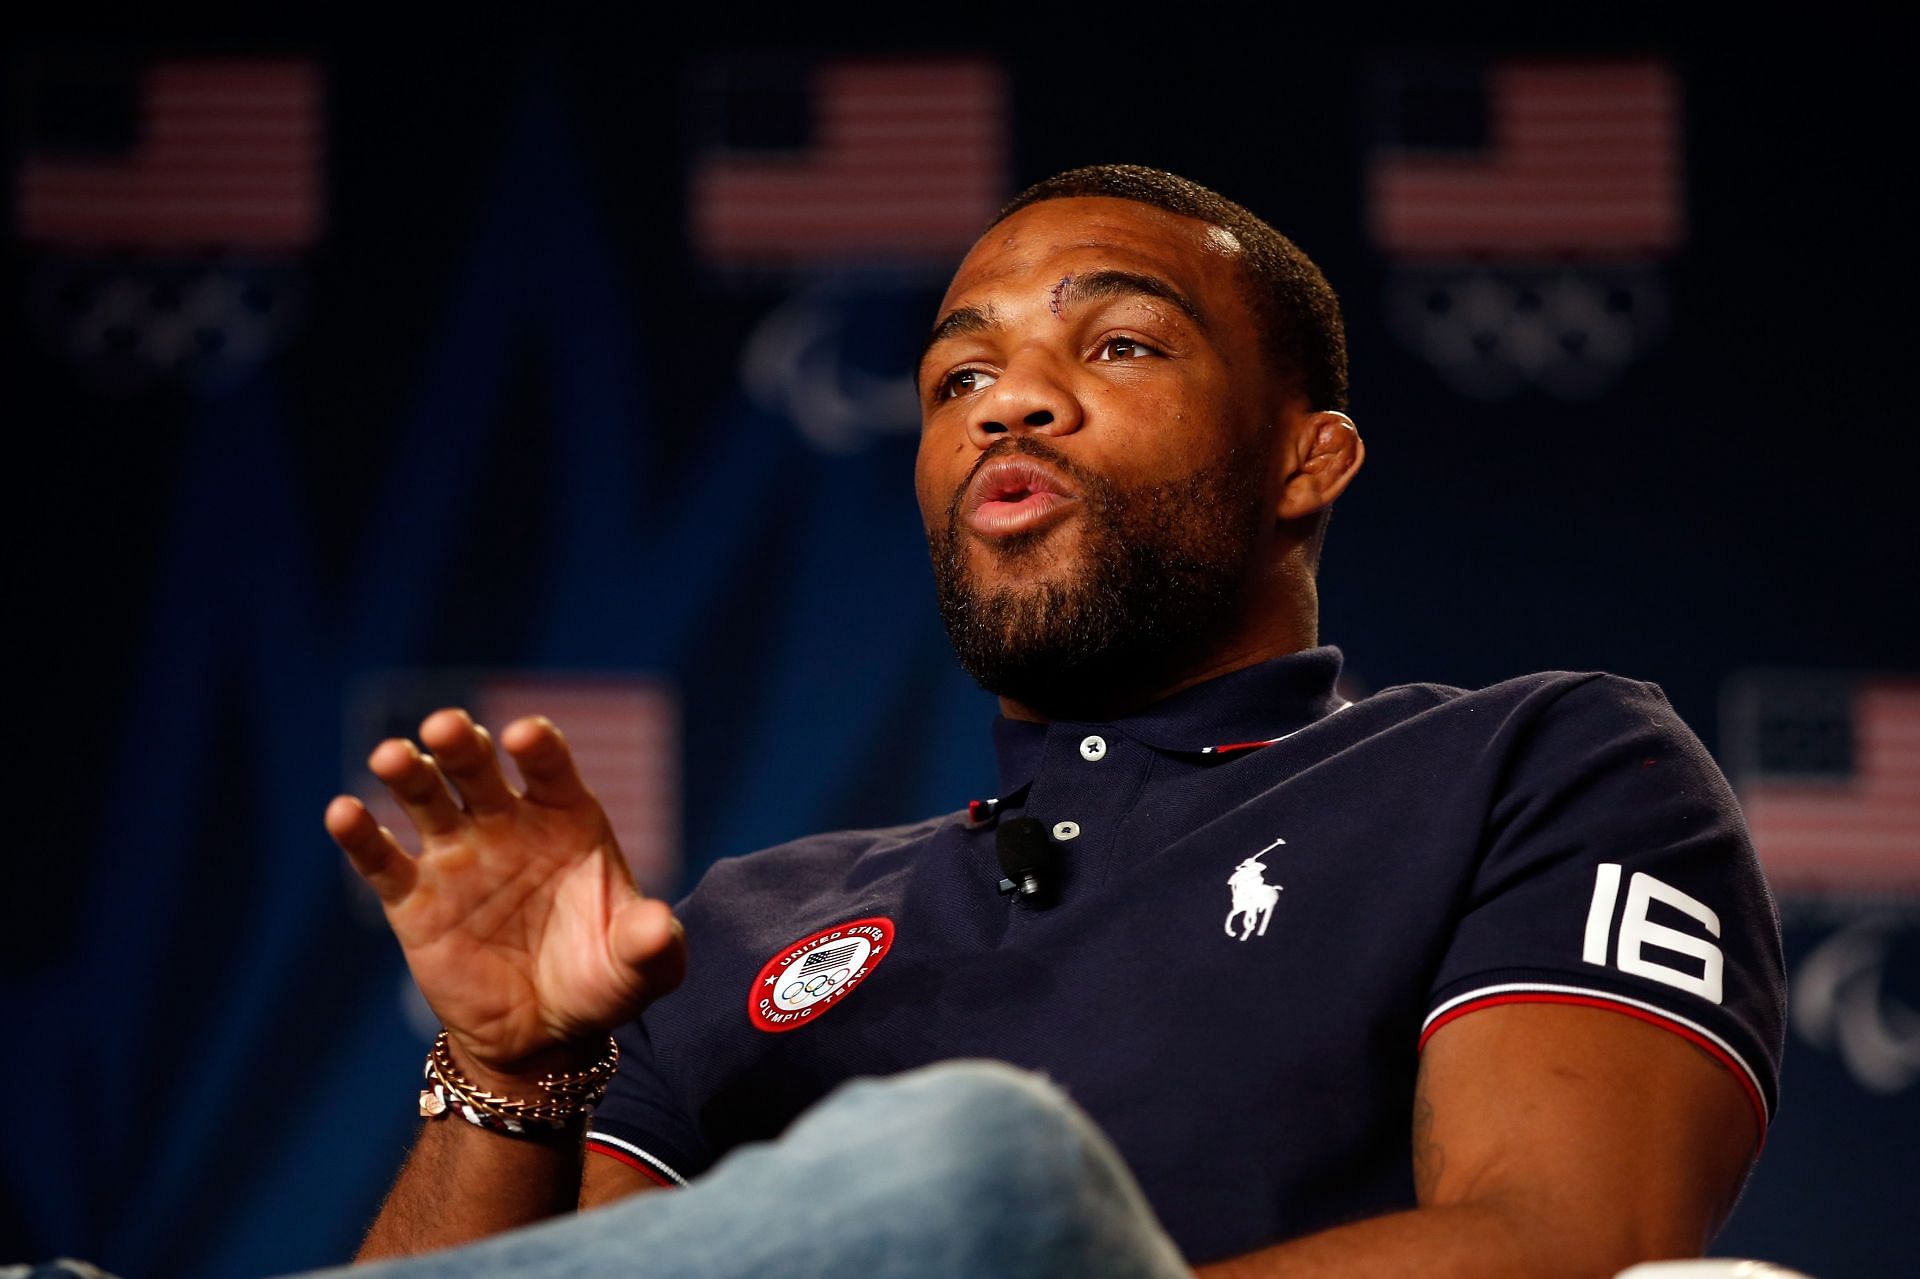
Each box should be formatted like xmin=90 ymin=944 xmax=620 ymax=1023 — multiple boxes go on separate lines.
xmin=294 ymin=1060 xmax=1190 ymax=1279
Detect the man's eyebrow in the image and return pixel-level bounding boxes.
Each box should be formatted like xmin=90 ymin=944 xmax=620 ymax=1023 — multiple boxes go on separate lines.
xmin=917 ymin=270 xmax=1207 ymax=380
xmin=918 ymin=303 xmax=1000 ymax=378
xmin=1058 ymin=269 xmax=1207 ymax=328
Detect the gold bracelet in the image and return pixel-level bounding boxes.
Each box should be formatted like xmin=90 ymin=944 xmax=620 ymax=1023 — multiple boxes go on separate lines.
xmin=418 ymin=1030 xmax=619 ymax=1135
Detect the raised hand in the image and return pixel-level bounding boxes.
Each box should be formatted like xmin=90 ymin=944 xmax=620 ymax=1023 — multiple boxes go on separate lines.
xmin=326 ymin=709 xmax=685 ymax=1083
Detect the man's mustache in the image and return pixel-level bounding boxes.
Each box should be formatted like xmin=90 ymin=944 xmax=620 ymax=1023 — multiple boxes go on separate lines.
xmin=944 ymin=436 xmax=1096 ymax=531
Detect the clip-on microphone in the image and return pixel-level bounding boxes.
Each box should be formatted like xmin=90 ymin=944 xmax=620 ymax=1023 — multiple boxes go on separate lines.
xmin=996 ymin=816 xmax=1060 ymax=908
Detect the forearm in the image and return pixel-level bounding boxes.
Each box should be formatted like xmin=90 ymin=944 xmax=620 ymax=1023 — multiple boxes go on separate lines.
xmin=326 ymin=709 xmax=686 ymax=1260
xmin=355 ymin=1118 xmax=583 ymax=1261
xmin=1195 ymin=1198 xmax=1696 ymax=1279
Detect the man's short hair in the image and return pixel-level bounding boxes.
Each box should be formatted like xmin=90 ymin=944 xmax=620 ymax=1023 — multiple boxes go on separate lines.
xmin=990 ymin=164 xmax=1349 ymax=414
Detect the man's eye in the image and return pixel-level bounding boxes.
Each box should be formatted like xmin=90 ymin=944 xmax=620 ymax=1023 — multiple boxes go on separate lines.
xmin=1096 ymin=338 xmax=1156 ymax=362
xmin=939 ymin=368 xmax=998 ymax=400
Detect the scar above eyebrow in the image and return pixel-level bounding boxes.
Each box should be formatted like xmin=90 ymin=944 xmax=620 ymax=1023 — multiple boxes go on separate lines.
xmin=1049 ymin=274 xmax=1072 ymax=317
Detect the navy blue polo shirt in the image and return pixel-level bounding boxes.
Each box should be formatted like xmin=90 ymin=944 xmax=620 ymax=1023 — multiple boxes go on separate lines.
xmin=586 ymin=647 xmax=1785 ymax=1264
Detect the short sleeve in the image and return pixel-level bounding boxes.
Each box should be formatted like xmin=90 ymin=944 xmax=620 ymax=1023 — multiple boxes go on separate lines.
xmin=1423 ymin=675 xmax=1786 ymax=1133
xmin=584 ymin=1013 xmax=712 ymax=1187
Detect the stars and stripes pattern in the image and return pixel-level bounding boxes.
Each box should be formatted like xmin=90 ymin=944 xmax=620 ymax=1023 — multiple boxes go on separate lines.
xmin=352 ymin=673 xmax=680 ymax=899
xmin=1368 ymin=59 xmax=1683 ymax=258
xmin=799 ymin=942 xmax=863 ymax=974
xmin=475 ymin=677 xmax=681 ymax=898
xmin=689 ymin=58 xmax=1009 ymax=267
xmin=1739 ymin=680 xmax=1920 ymax=897
xmin=16 ymin=59 xmax=324 ymax=251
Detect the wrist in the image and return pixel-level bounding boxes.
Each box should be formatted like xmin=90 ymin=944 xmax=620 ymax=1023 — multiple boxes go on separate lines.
xmin=445 ymin=1035 xmax=597 ymax=1096
xmin=421 ymin=1030 xmax=619 ymax=1139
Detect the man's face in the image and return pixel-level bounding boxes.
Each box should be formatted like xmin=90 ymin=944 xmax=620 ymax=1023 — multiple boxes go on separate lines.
xmin=914 ymin=196 xmax=1282 ymax=715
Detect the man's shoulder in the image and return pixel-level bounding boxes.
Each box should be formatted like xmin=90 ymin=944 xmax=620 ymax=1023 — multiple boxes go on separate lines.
xmin=1360 ymin=667 xmax=1678 ymax=732
xmin=1327 ymin=667 xmax=1708 ymax=775
xmin=679 ymin=812 xmax=958 ymax=907
xmin=1347 ymin=667 xmax=1730 ymax=819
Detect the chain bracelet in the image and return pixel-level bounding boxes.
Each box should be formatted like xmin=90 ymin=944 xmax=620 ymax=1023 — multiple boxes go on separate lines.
xmin=418 ymin=1030 xmax=620 ymax=1134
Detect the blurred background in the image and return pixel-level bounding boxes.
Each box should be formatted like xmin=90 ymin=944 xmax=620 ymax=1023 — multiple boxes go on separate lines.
xmin=3 ymin=18 xmax=1915 ymax=1279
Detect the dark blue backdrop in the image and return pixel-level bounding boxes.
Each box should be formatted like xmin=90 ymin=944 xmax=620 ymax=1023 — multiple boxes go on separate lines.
xmin=5 ymin=26 xmax=1915 ymax=1279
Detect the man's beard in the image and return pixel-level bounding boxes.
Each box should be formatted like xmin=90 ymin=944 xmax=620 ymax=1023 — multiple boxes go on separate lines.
xmin=931 ymin=436 xmax=1268 ymax=718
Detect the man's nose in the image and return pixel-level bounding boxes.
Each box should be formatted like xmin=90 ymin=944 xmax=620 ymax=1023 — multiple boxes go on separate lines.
xmin=965 ymin=353 xmax=1084 ymax=448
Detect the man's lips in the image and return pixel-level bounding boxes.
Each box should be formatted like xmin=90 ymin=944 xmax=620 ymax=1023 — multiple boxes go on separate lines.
xmin=960 ymin=457 xmax=1082 ymax=538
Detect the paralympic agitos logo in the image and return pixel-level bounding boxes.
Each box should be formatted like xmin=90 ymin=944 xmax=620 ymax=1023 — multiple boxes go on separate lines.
xmin=747 ymin=917 xmax=895 ymax=1033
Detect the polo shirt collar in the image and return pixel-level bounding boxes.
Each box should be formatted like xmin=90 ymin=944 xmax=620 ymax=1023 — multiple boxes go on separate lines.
xmin=990 ymin=645 xmax=1347 ymax=796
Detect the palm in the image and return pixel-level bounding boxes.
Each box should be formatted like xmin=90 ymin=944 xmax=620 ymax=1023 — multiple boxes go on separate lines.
xmin=395 ymin=809 xmax=635 ymax=1058
xmin=328 ymin=710 xmax=683 ymax=1073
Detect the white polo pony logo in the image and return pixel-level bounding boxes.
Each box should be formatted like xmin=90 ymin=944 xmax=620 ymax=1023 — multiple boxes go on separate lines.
xmin=1225 ymin=838 xmax=1285 ymax=941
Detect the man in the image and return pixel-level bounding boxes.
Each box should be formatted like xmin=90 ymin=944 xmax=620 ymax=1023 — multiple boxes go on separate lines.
xmin=326 ymin=166 xmax=1784 ymax=1277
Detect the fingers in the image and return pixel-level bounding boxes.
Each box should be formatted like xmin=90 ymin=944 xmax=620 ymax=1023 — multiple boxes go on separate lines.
xmin=500 ymin=715 xmax=589 ymax=809
xmin=420 ymin=709 xmax=517 ymax=817
xmin=367 ymin=736 xmax=464 ymax=838
xmin=325 ymin=795 xmax=418 ymax=904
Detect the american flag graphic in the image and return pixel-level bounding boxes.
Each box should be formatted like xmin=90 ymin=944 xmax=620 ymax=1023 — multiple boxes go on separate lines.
xmin=16 ymin=59 xmax=323 ymax=251
xmin=799 ymin=943 xmax=863 ymax=974
xmin=1729 ymin=678 xmax=1920 ymax=897
xmin=689 ymin=58 xmax=1009 ymax=267
xmin=351 ymin=673 xmax=680 ymax=898
xmin=1368 ymin=59 xmax=1683 ymax=258
xmin=475 ymin=678 xmax=680 ymax=897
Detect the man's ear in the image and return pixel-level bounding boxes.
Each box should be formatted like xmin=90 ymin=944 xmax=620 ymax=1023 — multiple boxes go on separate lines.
xmin=1275 ymin=411 xmax=1364 ymax=521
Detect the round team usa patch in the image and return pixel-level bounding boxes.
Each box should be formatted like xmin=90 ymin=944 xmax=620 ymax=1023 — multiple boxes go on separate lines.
xmin=748 ymin=916 xmax=895 ymax=1033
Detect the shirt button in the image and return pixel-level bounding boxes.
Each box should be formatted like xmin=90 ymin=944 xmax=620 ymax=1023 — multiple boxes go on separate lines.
xmin=1079 ymin=735 xmax=1107 ymax=761
xmin=1052 ymin=820 xmax=1081 ymax=841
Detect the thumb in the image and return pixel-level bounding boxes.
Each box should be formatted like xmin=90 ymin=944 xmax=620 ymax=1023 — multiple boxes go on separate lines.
xmin=610 ymin=896 xmax=686 ymax=996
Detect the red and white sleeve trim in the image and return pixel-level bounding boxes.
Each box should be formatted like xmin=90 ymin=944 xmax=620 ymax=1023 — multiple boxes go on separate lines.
xmin=585 ymin=1132 xmax=689 ymax=1187
xmin=1419 ymin=982 xmax=1771 ymax=1137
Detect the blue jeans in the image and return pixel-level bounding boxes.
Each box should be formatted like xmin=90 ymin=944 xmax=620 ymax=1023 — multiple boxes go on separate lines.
xmin=313 ymin=1060 xmax=1189 ymax=1279
xmin=8 ymin=1062 xmax=1187 ymax=1279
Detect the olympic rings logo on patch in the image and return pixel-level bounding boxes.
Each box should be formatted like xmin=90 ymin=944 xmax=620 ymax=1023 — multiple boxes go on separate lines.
xmin=747 ymin=917 xmax=895 ymax=1034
